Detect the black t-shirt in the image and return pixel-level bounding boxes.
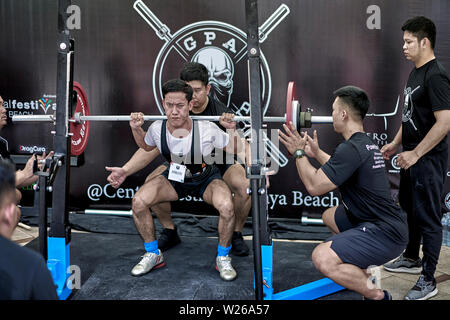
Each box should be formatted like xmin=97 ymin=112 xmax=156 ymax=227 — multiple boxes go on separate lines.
xmin=190 ymin=96 xmax=239 ymax=166
xmin=190 ymin=95 xmax=233 ymax=131
xmin=321 ymin=132 xmax=408 ymax=244
xmin=402 ymin=59 xmax=450 ymax=153
xmin=0 ymin=235 xmax=58 ymax=300
xmin=0 ymin=136 xmax=10 ymax=160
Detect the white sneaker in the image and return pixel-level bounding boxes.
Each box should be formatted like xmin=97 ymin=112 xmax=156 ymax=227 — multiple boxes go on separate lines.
xmin=216 ymin=255 xmax=237 ymax=281
xmin=131 ymin=250 xmax=165 ymax=276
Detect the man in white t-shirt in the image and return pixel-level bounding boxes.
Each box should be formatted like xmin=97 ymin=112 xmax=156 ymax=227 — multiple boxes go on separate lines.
xmin=127 ymin=79 xmax=247 ymax=281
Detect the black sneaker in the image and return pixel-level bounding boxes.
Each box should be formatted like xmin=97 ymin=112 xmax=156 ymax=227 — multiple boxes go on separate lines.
xmin=157 ymin=227 xmax=181 ymax=252
xmin=363 ymin=290 xmax=392 ymax=300
xmin=383 ymin=253 xmax=422 ymax=274
xmin=404 ymin=275 xmax=438 ymax=300
xmin=230 ymin=231 xmax=249 ymax=256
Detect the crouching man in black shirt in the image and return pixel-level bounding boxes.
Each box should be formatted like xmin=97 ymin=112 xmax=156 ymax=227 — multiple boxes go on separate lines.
xmin=0 ymin=160 xmax=58 ymax=300
xmin=279 ymin=86 xmax=408 ymax=300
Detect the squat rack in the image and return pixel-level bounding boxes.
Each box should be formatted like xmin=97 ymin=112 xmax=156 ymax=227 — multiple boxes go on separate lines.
xmin=34 ymin=0 xmax=344 ymax=300
xmin=244 ymin=0 xmax=344 ymax=300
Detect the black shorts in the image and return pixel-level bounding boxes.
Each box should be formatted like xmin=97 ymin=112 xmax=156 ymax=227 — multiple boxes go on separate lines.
xmin=328 ymin=205 xmax=406 ymax=269
xmin=163 ymin=161 xmax=240 ymax=177
xmin=161 ymin=165 xmax=222 ymax=199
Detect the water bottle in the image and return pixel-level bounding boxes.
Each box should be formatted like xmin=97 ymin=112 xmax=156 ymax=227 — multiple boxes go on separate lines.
xmin=443 ymin=213 xmax=449 ymax=247
xmin=446 ymin=213 xmax=450 ymax=246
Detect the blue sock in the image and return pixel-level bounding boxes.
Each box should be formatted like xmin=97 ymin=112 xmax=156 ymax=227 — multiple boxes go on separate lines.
xmin=217 ymin=244 xmax=232 ymax=257
xmin=144 ymin=240 xmax=159 ymax=255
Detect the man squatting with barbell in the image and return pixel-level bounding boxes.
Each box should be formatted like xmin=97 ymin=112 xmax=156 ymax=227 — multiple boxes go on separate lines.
xmin=106 ymin=62 xmax=251 ymax=257
xmin=279 ymin=86 xmax=409 ymax=300
xmin=126 ymin=79 xmax=249 ymax=281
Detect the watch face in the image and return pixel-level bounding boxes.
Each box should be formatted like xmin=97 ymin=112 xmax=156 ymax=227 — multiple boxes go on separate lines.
xmin=295 ymin=149 xmax=305 ymax=158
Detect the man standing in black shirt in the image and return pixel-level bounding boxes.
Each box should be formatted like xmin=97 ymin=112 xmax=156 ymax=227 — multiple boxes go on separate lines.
xmin=280 ymin=86 xmax=408 ymax=300
xmin=0 ymin=160 xmax=58 ymax=299
xmin=381 ymin=16 xmax=450 ymax=300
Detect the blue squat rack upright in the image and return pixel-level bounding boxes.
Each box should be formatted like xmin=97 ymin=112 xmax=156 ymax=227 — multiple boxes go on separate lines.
xmin=244 ymin=0 xmax=344 ymax=300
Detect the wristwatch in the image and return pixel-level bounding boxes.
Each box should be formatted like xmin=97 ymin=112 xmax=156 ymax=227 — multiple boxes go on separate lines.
xmin=293 ymin=149 xmax=306 ymax=159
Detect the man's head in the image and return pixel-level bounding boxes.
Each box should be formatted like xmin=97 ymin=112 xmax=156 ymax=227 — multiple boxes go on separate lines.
xmin=0 ymin=159 xmax=17 ymax=239
xmin=331 ymin=86 xmax=370 ymax=133
xmin=180 ymin=62 xmax=211 ymax=111
xmin=402 ymin=16 xmax=436 ymax=63
xmin=162 ymin=79 xmax=194 ymax=128
xmin=0 ymin=96 xmax=7 ymax=130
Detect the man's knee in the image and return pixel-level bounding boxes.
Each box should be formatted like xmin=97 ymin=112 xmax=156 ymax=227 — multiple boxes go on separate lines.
xmin=132 ymin=194 xmax=148 ymax=215
xmin=224 ymin=166 xmax=249 ymax=197
xmin=312 ymin=242 xmax=339 ymax=275
xmin=216 ymin=198 xmax=234 ymax=219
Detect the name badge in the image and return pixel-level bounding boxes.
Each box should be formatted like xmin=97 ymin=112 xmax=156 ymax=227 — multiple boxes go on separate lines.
xmin=168 ymin=162 xmax=186 ymax=183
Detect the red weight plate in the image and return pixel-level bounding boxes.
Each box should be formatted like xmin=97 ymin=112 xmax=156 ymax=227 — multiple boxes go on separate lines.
xmin=285 ymin=81 xmax=296 ymax=128
xmin=70 ymin=81 xmax=90 ymax=156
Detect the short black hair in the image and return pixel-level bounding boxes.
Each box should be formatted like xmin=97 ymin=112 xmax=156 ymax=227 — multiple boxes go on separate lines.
xmin=402 ymin=16 xmax=436 ymax=49
xmin=0 ymin=159 xmax=16 ymax=207
xmin=333 ymin=86 xmax=370 ymax=120
xmin=180 ymin=62 xmax=209 ymax=86
xmin=162 ymin=79 xmax=193 ymax=102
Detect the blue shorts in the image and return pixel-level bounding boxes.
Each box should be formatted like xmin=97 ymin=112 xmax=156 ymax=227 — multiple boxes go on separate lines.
xmin=328 ymin=205 xmax=406 ymax=269
xmin=161 ymin=165 xmax=222 ymax=199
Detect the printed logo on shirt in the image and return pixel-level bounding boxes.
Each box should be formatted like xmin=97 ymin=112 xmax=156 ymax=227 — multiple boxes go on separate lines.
xmin=445 ymin=192 xmax=450 ymax=211
xmin=389 ymin=154 xmax=401 ymax=173
xmin=366 ymin=144 xmax=385 ymax=169
xmin=402 ymin=86 xmax=420 ymax=130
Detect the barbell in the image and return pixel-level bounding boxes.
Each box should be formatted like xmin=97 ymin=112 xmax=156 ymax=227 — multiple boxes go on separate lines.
xmin=12 ymin=81 xmax=333 ymax=155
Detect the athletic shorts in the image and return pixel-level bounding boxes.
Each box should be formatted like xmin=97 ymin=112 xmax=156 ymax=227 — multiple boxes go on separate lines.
xmin=163 ymin=161 xmax=238 ymax=177
xmin=327 ymin=205 xmax=406 ymax=269
xmin=161 ymin=165 xmax=222 ymax=199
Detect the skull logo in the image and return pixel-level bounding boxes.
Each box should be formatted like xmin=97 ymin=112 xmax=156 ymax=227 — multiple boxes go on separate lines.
xmin=192 ymin=47 xmax=234 ymax=109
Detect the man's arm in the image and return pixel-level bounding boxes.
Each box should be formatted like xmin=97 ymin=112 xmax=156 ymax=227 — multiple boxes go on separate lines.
xmin=294 ymin=157 xmax=337 ymax=196
xmin=123 ymin=148 xmax=160 ymax=175
xmin=396 ymin=110 xmax=450 ymax=169
xmin=218 ymin=113 xmax=251 ymax=166
xmin=304 ymin=129 xmax=331 ymax=165
xmin=16 ymin=152 xmax=54 ymax=188
xmin=381 ymin=125 xmax=402 ymax=160
xmin=106 ymin=148 xmax=160 ymax=189
xmin=130 ymin=112 xmax=156 ymax=152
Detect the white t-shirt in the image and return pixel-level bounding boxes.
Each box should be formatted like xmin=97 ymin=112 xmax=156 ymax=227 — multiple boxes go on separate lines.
xmin=144 ymin=120 xmax=230 ymax=158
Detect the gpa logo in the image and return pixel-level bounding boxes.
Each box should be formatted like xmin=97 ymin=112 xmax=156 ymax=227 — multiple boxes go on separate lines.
xmin=445 ymin=192 xmax=450 ymax=211
xmin=133 ymin=0 xmax=290 ymax=167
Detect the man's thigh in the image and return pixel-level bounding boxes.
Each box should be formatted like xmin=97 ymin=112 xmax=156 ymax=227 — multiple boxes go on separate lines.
xmin=135 ymin=175 xmax=178 ymax=206
xmin=144 ymin=163 xmax=168 ymax=184
xmin=328 ymin=223 xmax=405 ymax=269
xmin=202 ymin=179 xmax=233 ymax=207
xmin=222 ymin=163 xmax=248 ymax=191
